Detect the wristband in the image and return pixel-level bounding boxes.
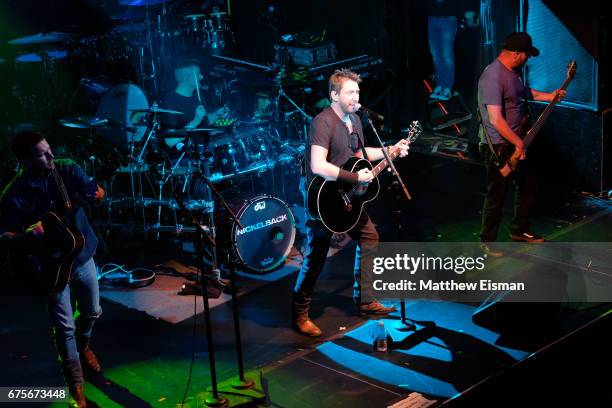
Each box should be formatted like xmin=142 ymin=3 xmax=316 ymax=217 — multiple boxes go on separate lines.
xmin=338 ymin=168 xmax=359 ymax=183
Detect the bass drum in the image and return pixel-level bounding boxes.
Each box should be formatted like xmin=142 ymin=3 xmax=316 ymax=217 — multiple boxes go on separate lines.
xmin=95 ymin=83 xmax=149 ymax=153
xmin=232 ymin=196 xmax=296 ymax=273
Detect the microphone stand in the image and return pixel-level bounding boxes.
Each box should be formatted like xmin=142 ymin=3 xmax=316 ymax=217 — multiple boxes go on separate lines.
xmin=361 ymin=110 xmax=418 ymax=332
xmin=171 ymin=189 xmax=226 ymax=407
xmin=361 ymin=111 xmax=411 ymax=201
xmin=194 ymin=169 xmax=265 ymax=405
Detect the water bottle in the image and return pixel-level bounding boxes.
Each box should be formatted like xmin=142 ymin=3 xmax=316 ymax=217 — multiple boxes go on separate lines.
xmin=374 ymin=321 xmax=388 ymax=352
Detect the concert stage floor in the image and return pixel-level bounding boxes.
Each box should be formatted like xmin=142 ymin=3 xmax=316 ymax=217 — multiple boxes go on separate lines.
xmin=1 ymin=155 xmax=611 ymax=407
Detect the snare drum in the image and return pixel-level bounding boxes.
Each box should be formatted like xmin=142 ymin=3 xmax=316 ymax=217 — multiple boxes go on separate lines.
xmin=232 ymin=196 xmax=296 ymax=272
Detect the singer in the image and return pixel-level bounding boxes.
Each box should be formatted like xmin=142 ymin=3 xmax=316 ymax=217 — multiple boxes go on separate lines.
xmin=292 ymin=69 xmax=409 ymax=337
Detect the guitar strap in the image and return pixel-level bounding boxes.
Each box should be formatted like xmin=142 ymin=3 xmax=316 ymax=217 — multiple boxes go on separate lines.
xmin=353 ymin=116 xmax=370 ymax=161
xmin=357 ymin=135 xmax=369 ymax=161
xmin=51 ymin=167 xmax=74 ymax=212
xmin=477 ymin=107 xmax=500 ymax=166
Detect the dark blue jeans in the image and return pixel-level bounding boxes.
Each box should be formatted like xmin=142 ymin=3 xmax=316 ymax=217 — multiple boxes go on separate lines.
xmin=47 ymin=258 xmax=101 ymax=386
xmin=428 ymin=15 xmax=458 ymax=90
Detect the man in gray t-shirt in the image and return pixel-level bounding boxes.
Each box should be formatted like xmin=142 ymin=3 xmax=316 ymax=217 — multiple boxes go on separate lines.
xmin=478 ymin=32 xmax=565 ymax=245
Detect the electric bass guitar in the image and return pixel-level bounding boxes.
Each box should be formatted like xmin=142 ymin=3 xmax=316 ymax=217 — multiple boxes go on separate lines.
xmin=307 ymin=121 xmax=422 ymax=233
xmin=498 ymin=60 xmax=577 ymax=177
xmin=10 ymin=166 xmax=85 ymax=296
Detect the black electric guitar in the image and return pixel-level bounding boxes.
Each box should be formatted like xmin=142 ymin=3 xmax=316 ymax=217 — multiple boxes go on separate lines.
xmin=307 ymin=121 xmax=422 ymax=233
xmin=498 ymin=61 xmax=577 ymax=177
xmin=10 ymin=167 xmax=85 ymax=296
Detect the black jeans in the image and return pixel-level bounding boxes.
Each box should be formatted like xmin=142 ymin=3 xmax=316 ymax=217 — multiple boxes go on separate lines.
xmin=293 ymin=211 xmax=379 ymax=316
xmin=479 ymin=143 xmax=538 ymax=242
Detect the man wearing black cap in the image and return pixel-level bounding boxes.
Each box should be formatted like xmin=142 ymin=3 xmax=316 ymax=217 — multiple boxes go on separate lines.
xmin=477 ymin=32 xmax=565 ymax=246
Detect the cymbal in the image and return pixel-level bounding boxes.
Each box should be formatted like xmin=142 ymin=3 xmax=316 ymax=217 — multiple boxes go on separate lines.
xmin=8 ymin=32 xmax=77 ymax=45
xmin=59 ymin=116 xmax=110 ymax=129
xmin=15 ymin=49 xmax=68 ymax=63
xmin=158 ymin=128 xmax=221 ymax=138
xmin=129 ymin=107 xmax=184 ymax=115
xmin=119 ymin=0 xmax=171 ymax=6
xmin=184 ymin=14 xmax=207 ymax=19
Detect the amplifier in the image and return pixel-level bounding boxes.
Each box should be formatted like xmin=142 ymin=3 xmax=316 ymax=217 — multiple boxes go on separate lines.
xmin=307 ymin=55 xmax=384 ymax=81
xmin=284 ymin=42 xmax=337 ymax=66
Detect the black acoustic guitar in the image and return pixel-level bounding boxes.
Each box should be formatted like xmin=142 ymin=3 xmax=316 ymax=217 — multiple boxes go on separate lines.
xmin=307 ymin=121 xmax=422 ymax=233
xmin=498 ymin=61 xmax=577 ymax=177
xmin=10 ymin=167 xmax=85 ymax=296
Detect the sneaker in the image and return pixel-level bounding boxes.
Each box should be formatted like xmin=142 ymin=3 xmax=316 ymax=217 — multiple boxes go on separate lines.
xmin=438 ymin=88 xmax=452 ymax=101
xmin=510 ymin=231 xmax=545 ymax=243
xmin=429 ymin=85 xmax=443 ymax=100
xmin=358 ymin=300 xmax=397 ymax=316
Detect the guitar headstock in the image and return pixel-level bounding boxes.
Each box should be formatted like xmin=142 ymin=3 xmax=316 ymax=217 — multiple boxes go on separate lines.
xmin=566 ymin=60 xmax=577 ymax=80
xmin=405 ymin=121 xmax=423 ymax=144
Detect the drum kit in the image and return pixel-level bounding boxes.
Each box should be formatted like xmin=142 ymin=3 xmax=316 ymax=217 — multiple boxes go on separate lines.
xmin=4 ymin=1 xmax=304 ymax=272
xmin=53 ymin=79 xmax=301 ymax=272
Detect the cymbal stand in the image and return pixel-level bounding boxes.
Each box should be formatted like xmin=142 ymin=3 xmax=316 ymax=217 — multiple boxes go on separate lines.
xmin=198 ymin=158 xmax=221 ymax=282
xmin=141 ymin=4 xmax=159 ymax=99
xmin=155 ymin=138 xmax=192 ymax=240
xmin=275 ymin=84 xmax=312 ymax=124
xmin=135 ymin=113 xmax=161 ymax=235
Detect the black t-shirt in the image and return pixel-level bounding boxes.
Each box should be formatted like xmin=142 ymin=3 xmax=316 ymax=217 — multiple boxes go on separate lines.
xmin=305 ymin=107 xmax=365 ymax=183
xmin=161 ymin=91 xmax=210 ymax=130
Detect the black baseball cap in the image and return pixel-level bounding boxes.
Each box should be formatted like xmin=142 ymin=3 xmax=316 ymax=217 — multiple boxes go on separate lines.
xmin=502 ymin=32 xmax=540 ymax=57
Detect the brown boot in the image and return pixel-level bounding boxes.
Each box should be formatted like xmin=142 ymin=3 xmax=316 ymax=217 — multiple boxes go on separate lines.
xmin=69 ymin=385 xmax=87 ymax=408
xmin=358 ymin=300 xmax=397 ymax=316
xmin=292 ymin=292 xmax=322 ymax=337
xmin=80 ymin=346 xmax=101 ymax=373
xmin=293 ymin=317 xmax=322 ymax=337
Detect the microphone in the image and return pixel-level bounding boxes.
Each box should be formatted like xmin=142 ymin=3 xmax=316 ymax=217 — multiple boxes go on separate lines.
xmin=355 ymin=103 xmax=384 ymax=122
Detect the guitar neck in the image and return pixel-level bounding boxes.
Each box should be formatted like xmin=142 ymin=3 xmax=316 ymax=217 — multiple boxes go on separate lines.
xmin=371 ymin=145 xmax=402 ymax=177
xmin=523 ymin=74 xmax=574 ymax=148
